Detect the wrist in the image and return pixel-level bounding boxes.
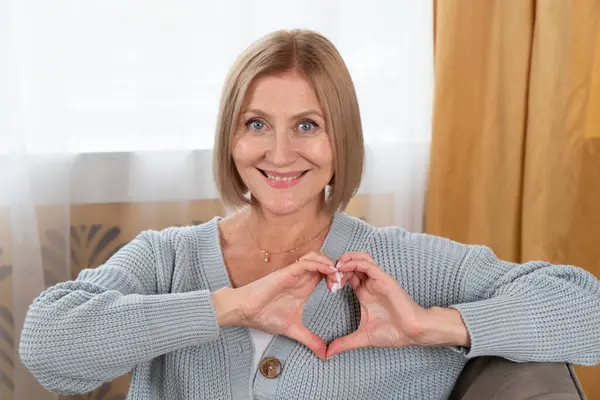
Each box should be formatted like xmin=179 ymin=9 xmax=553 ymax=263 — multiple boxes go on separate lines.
xmin=211 ymin=287 xmax=245 ymax=327
xmin=421 ymin=307 xmax=471 ymax=347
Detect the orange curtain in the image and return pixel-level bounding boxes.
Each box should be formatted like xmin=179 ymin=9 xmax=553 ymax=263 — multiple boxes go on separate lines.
xmin=587 ymin=24 xmax=600 ymax=138
xmin=427 ymin=0 xmax=600 ymax=396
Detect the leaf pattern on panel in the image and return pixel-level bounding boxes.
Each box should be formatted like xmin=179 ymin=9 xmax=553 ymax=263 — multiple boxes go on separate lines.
xmin=87 ymin=224 xmax=102 ymax=244
xmin=0 ymin=323 xmax=15 ymax=392
xmin=0 ymin=248 xmax=10 ymax=282
xmin=42 ymin=224 xmax=125 ymax=280
xmin=89 ymin=227 xmax=120 ymax=267
xmin=0 ymin=349 xmax=14 ymax=369
xmin=41 ymin=229 xmax=69 ymax=288
xmin=0 ymin=368 xmax=14 ymax=391
xmin=0 ymin=247 xmax=14 ymax=394
xmin=0 ymin=265 xmax=10 ymax=282
xmin=0 ymin=307 xmax=13 ymax=327
xmin=0 ymin=304 xmax=14 ymax=393
xmin=0 ymin=325 xmax=14 ymax=348
xmin=71 ymin=247 xmax=80 ymax=270
xmin=70 ymin=225 xmax=80 ymax=248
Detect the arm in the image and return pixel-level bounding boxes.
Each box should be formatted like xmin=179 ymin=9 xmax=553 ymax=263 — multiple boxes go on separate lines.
xmin=19 ymin=229 xmax=220 ymax=395
xmin=332 ymin=228 xmax=600 ymax=365
xmin=448 ymin=245 xmax=600 ymax=365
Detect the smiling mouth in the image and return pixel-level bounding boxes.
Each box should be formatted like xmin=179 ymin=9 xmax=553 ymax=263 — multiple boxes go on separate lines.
xmin=257 ymin=168 xmax=308 ymax=182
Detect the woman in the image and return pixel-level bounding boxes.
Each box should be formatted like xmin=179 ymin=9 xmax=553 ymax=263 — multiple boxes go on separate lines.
xmin=20 ymin=29 xmax=600 ymax=400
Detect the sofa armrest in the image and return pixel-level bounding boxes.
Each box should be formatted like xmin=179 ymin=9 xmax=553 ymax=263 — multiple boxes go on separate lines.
xmin=450 ymin=356 xmax=586 ymax=400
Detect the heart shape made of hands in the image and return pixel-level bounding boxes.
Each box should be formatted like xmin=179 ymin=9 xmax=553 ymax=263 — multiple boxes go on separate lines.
xmin=234 ymin=251 xmax=440 ymax=361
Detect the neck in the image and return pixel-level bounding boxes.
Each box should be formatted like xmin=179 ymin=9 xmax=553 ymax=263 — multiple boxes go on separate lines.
xmin=246 ymin=201 xmax=332 ymax=253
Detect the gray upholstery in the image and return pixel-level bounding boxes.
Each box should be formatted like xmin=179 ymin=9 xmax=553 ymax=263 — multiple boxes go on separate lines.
xmin=451 ymin=356 xmax=586 ymax=400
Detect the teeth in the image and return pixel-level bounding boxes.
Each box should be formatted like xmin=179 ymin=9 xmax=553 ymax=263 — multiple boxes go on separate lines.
xmin=265 ymin=172 xmax=302 ymax=181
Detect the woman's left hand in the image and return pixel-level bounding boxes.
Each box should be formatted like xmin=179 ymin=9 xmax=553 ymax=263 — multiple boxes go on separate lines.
xmin=325 ymin=252 xmax=470 ymax=359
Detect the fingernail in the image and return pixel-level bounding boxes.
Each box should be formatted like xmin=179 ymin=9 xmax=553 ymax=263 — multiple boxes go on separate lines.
xmin=335 ymin=271 xmax=343 ymax=283
xmin=331 ymin=282 xmax=340 ymax=293
xmin=328 ymin=265 xmax=337 ymax=272
xmin=335 ymin=261 xmax=343 ymax=269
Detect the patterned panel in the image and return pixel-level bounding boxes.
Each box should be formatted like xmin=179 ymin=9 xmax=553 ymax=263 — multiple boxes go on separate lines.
xmin=0 ymin=208 xmax=14 ymax=400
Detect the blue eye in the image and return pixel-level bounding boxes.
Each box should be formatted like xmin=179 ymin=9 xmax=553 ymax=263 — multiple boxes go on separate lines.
xmin=297 ymin=120 xmax=318 ymax=133
xmin=246 ymin=119 xmax=265 ymax=132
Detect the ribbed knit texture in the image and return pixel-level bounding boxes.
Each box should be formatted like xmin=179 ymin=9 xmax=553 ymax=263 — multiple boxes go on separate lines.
xmin=19 ymin=212 xmax=600 ymax=399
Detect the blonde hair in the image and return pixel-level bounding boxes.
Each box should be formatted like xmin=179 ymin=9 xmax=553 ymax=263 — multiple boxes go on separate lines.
xmin=213 ymin=29 xmax=364 ymax=214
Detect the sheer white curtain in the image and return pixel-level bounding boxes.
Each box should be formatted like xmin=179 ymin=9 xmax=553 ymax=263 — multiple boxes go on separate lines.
xmin=0 ymin=1 xmax=432 ymax=398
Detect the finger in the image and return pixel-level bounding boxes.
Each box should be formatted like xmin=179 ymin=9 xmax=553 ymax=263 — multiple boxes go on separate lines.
xmin=326 ymin=271 xmax=356 ymax=293
xmin=355 ymin=271 xmax=367 ymax=283
xmin=323 ymin=268 xmax=340 ymax=293
xmin=298 ymin=251 xmax=334 ymax=267
xmin=325 ymin=274 xmax=342 ymax=292
xmin=341 ymin=271 xmax=355 ymax=286
xmin=336 ymin=260 xmax=388 ymax=281
xmin=348 ymin=271 xmax=368 ymax=290
xmin=336 ymin=252 xmax=376 ymax=267
xmin=288 ymin=259 xmax=339 ymax=280
xmin=326 ymin=330 xmax=371 ymax=359
xmin=349 ymin=273 xmax=362 ymax=290
xmin=286 ymin=324 xmax=327 ymax=360
xmin=326 ymin=268 xmax=343 ymax=284
xmin=293 ymin=256 xmax=338 ymax=279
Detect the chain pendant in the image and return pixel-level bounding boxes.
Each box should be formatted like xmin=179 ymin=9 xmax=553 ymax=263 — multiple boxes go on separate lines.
xmin=264 ymin=252 xmax=270 ymax=262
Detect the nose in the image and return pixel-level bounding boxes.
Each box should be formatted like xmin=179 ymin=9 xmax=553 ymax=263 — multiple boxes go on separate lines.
xmin=267 ymin=130 xmax=297 ymax=166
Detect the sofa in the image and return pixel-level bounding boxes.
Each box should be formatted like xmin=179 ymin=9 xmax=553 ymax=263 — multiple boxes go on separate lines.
xmin=450 ymin=356 xmax=586 ymax=399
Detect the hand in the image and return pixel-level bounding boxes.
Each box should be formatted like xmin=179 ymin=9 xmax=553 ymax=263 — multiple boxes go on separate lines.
xmin=325 ymin=252 xmax=470 ymax=359
xmin=212 ymin=251 xmax=338 ymax=360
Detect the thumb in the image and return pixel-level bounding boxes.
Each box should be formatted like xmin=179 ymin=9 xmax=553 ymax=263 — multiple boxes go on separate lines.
xmin=326 ymin=330 xmax=371 ymax=359
xmin=285 ymin=323 xmax=327 ymax=360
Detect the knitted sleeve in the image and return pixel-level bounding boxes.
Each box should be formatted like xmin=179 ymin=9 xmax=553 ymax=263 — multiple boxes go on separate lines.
xmin=448 ymin=245 xmax=600 ymax=365
xmin=371 ymin=227 xmax=600 ymax=365
xmin=19 ymin=229 xmax=220 ymax=395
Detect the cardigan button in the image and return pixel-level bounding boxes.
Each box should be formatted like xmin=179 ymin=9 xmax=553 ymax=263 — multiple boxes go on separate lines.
xmin=260 ymin=356 xmax=281 ymax=379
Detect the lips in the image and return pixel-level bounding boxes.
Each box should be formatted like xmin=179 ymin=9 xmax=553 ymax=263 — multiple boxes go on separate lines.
xmin=258 ymin=169 xmax=306 ymax=180
xmin=257 ymin=168 xmax=308 ymax=188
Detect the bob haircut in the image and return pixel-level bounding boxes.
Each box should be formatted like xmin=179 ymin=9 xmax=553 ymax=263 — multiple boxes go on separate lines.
xmin=213 ymin=29 xmax=364 ymax=214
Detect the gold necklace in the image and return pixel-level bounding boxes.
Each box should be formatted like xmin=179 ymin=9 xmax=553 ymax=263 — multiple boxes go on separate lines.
xmin=246 ymin=218 xmax=332 ymax=263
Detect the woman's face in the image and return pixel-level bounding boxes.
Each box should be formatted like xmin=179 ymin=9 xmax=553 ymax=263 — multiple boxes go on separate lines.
xmin=232 ymin=72 xmax=334 ymax=216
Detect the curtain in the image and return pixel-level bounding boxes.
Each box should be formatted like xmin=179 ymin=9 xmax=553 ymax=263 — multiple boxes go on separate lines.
xmin=427 ymin=0 xmax=600 ymax=397
xmin=0 ymin=1 xmax=434 ymax=399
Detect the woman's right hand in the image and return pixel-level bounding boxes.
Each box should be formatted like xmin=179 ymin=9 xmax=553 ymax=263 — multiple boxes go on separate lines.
xmin=211 ymin=251 xmax=339 ymax=360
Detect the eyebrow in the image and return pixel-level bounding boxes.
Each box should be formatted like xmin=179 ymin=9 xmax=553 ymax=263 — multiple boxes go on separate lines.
xmin=243 ymin=108 xmax=324 ymax=120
